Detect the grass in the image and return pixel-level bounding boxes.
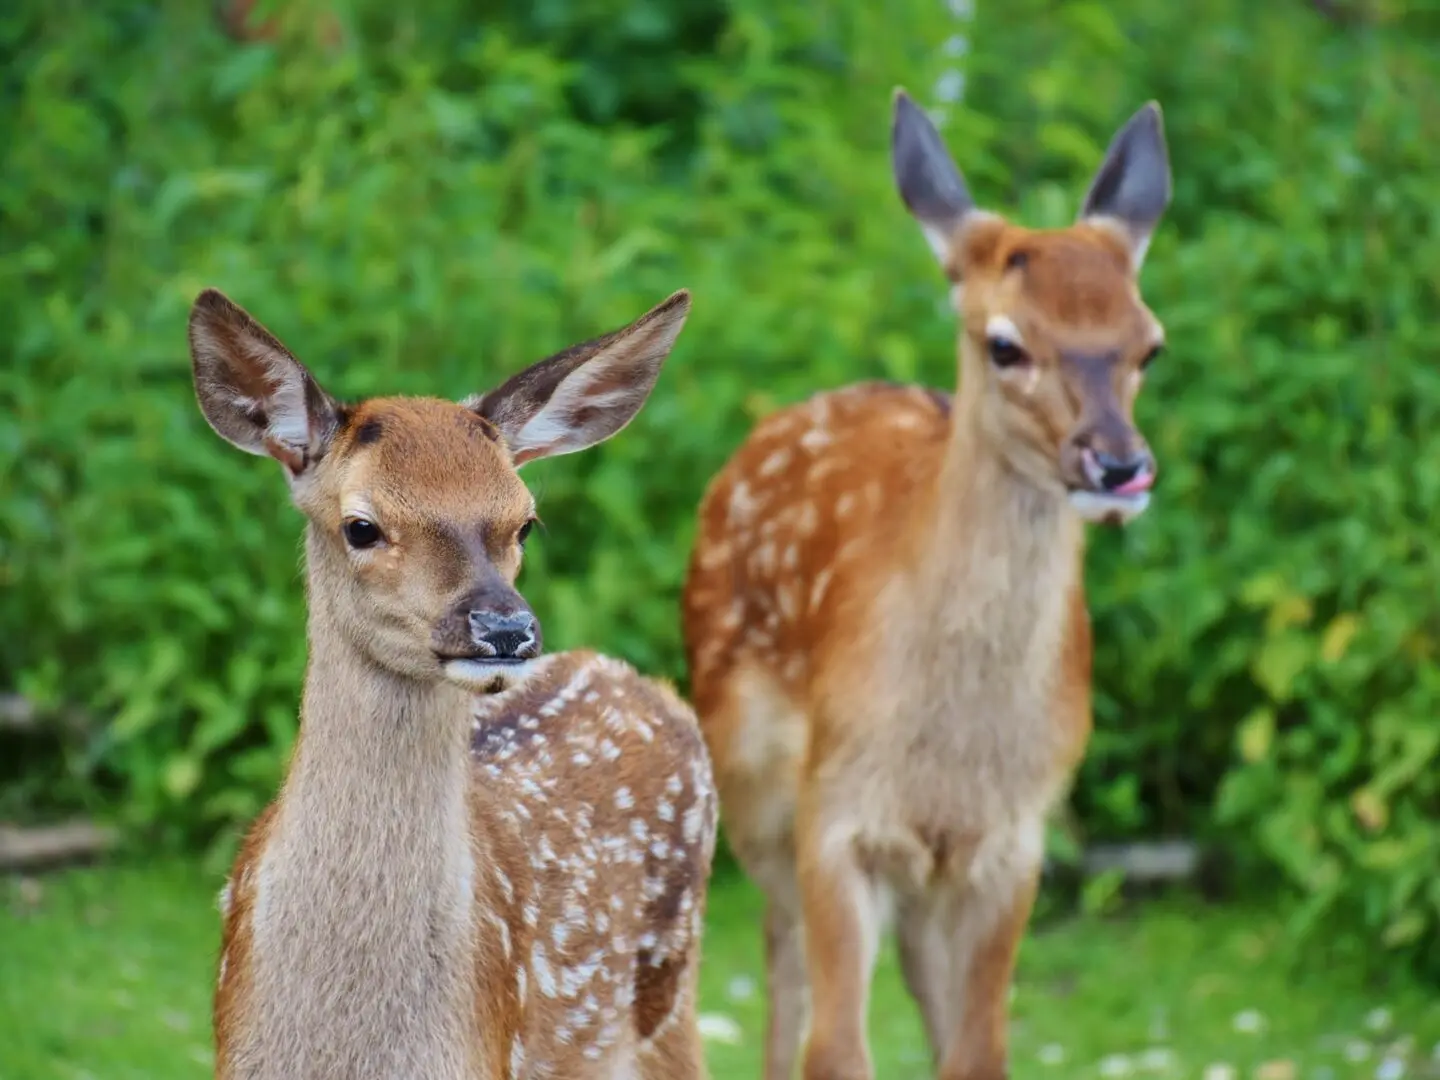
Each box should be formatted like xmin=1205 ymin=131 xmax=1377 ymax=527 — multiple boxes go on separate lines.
xmin=2 ymin=859 xmax=1438 ymax=1079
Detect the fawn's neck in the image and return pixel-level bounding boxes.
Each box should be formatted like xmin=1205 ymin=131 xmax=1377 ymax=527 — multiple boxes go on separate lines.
xmin=241 ymin=550 xmax=481 ymax=1078
xmin=909 ymin=359 xmax=1085 ymax=688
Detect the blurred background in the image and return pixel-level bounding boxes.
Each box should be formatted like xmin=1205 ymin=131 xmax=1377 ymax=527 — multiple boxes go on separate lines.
xmin=3 ymin=0 xmax=1439 ymax=1076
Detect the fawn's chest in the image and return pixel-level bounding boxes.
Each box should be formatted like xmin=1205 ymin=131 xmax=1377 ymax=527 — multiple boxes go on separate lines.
xmin=826 ymin=585 xmax=1088 ymax=895
xmin=222 ymin=815 xmax=486 ymax=1080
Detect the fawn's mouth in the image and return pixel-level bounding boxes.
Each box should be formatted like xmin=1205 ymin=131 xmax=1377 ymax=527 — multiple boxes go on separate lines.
xmin=437 ymin=655 xmax=538 ymax=694
xmin=1066 ymin=448 xmax=1155 ymax=526
xmin=1066 ymin=487 xmax=1151 ymax=525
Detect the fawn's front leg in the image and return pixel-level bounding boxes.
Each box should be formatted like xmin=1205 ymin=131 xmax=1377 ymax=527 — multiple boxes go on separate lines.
xmin=795 ymin=812 xmax=883 ymax=1080
xmin=935 ymin=870 xmax=1039 ymax=1080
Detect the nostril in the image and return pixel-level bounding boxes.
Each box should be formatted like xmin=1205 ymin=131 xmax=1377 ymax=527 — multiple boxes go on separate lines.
xmin=467 ymin=610 xmax=539 ymax=660
xmin=1094 ymin=451 xmax=1153 ymax=494
xmin=1081 ymin=447 xmax=1154 ymax=494
xmin=1100 ymin=457 xmax=1140 ymax=489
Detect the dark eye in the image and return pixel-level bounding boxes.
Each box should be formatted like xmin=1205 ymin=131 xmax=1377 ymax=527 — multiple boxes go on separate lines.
xmin=517 ymin=519 xmax=535 ymax=547
xmin=343 ymin=518 xmax=383 ymax=550
xmin=1141 ymin=344 xmax=1164 ymax=371
xmin=987 ymin=337 xmax=1029 ymax=369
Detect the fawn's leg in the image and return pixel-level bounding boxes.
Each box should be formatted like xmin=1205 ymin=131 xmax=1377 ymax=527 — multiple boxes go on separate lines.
xmin=896 ymin=896 xmax=950 ymax=1065
xmin=795 ymin=819 xmax=883 ymax=1080
xmin=763 ymin=902 xmax=809 ymax=1080
xmin=935 ymin=871 xmax=1038 ymax=1080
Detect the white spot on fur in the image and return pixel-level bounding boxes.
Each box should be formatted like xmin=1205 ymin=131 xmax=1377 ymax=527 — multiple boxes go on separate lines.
xmin=491 ymin=912 xmax=512 ymax=960
xmin=759 ymin=448 xmax=792 ymax=477
xmin=728 ymin=481 xmax=758 ymax=525
xmin=810 ymin=566 xmax=834 ymax=612
xmin=532 ymin=943 xmax=558 ymax=997
xmin=683 ymin=804 xmax=706 ymax=844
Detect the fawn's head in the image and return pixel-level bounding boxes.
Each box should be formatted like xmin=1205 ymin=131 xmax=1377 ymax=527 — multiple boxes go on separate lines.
xmin=892 ymin=91 xmax=1172 ymax=524
xmin=188 ymin=288 xmax=691 ymax=692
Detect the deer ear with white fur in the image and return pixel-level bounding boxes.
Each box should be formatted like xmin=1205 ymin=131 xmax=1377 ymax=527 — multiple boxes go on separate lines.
xmin=188 ymin=289 xmax=342 ymax=477
xmin=468 ymin=291 xmax=692 ymax=467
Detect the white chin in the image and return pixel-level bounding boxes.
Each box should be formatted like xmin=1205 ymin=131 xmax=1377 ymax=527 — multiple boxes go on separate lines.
xmin=442 ymin=658 xmax=538 ymax=694
xmin=1067 ymin=489 xmax=1151 ymax=525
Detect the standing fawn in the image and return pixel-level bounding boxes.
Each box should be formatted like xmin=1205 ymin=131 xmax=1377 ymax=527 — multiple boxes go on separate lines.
xmin=682 ymin=91 xmax=1173 ymax=1080
xmin=189 ymin=287 xmax=719 ymax=1080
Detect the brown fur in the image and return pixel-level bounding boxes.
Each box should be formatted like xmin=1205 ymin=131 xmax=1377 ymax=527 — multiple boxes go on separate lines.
xmin=190 ymin=287 xmax=716 ymax=1080
xmin=681 ymin=93 xmax=1172 ymax=1080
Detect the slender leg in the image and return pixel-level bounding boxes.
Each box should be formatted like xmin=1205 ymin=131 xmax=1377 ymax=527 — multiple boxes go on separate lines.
xmin=763 ymin=904 xmax=809 ymax=1080
xmin=796 ymin=834 xmax=883 ymax=1080
xmin=895 ymin=898 xmax=949 ymax=1065
xmin=936 ymin=872 xmax=1039 ymax=1080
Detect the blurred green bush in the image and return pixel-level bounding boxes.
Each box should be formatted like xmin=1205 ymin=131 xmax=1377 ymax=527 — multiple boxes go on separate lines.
xmin=2 ymin=0 xmax=1437 ymax=973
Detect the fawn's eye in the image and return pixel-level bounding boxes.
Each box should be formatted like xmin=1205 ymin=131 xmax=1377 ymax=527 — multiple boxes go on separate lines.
xmin=1140 ymin=344 xmax=1164 ymax=371
xmin=517 ymin=519 xmax=535 ymax=547
xmin=343 ymin=518 xmax=383 ymax=550
xmin=987 ymin=336 xmax=1029 ymax=369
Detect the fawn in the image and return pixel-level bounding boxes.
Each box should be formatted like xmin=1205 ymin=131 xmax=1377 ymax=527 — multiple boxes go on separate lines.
xmin=681 ymin=91 xmax=1173 ymax=1080
xmin=188 ymin=287 xmax=718 ymax=1080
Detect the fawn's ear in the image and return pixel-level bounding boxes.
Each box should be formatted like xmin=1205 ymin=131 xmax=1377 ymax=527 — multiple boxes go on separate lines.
xmin=188 ymin=289 xmax=342 ymax=477
xmin=1078 ymin=102 xmax=1173 ymax=270
xmin=467 ymin=290 xmax=692 ymax=467
xmin=891 ymin=88 xmax=980 ymax=266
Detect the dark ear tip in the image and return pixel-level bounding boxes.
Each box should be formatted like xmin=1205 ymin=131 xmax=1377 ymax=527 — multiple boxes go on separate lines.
xmin=892 ymin=87 xmax=921 ymax=123
xmin=191 ymin=288 xmax=235 ymax=319
xmin=657 ymin=288 xmax=693 ymax=318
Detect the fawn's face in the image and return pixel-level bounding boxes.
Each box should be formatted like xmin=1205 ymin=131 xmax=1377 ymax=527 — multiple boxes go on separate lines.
xmin=188 ymin=288 xmax=691 ymax=692
xmin=301 ymin=397 xmax=542 ymax=689
xmin=892 ymin=92 xmax=1173 ymax=524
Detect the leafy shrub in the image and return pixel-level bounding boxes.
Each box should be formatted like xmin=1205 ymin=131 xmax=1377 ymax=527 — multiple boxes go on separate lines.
xmin=3 ymin=0 xmax=1439 ymax=973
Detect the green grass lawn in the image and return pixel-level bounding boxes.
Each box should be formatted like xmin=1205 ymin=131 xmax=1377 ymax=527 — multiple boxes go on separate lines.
xmin=2 ymin=860 xmax=1436 ymax=1079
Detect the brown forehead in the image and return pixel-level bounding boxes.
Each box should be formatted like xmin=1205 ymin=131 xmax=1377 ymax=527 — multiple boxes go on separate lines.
xmin=963 ymin=220 xmax=1151 ymax=333
xmin=335 ymin=397 xmax=530 ymax=516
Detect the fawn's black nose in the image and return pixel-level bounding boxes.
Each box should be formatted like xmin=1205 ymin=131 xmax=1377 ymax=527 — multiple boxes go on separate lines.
xmin=1085 ymin=447 xmax=1156 ymax=495
xmin=467 ymin=609 xmax=541 ymax=661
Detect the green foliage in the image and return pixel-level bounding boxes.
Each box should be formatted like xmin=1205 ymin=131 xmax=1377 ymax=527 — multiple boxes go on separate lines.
xmin=3 ymin=0 xmax=1439 ymax=973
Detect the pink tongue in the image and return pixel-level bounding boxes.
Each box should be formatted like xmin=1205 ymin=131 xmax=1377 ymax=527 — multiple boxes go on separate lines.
xmin=1113 ymin=470 xmax=1155 ymax=496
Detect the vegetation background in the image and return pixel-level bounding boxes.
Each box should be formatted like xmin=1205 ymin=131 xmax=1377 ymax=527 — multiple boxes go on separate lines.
xmin=3 ymin=0 xmax=1439 ymax=1075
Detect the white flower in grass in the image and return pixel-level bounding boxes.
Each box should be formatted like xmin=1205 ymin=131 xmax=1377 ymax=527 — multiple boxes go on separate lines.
xmin=1139 ymin=1046 xmax=1176 ymax=1072
xmin=725 ymin=975 xmax=755 ymax=1002
xmin=1365 ymin=1007 xmax=1393 ymax=1034
xmin=696 ymin=1013 xmax=743 ymax=1045
xmin=1201 ymin=1064 xmax=1237 ymax=1080
xmin=1375 ymin=1058 xmax=1406 ymax=1080
xmin=1037 ymin=1043 xmax=1065 ymax=1066
xmin=1345 ymin=1040 xmax=1372 ymax=1062
xmin=1098 ymin=1053 xmax=1134 ymax=1077
xmin=1232 ymin=1009 xmax=1265 ymax=1034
